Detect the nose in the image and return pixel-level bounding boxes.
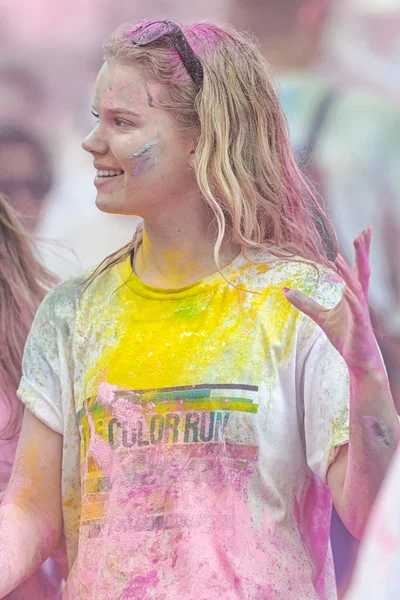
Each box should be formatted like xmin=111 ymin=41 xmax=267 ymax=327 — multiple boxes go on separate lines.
xmin=82 ymin=125 xmax=108 ymax=155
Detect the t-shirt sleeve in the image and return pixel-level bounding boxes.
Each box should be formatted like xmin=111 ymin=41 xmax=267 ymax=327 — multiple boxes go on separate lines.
xmin=301 ymin=328 xmax=350 ymax=483
xmin=296 ymin=270 xmax=350 ymax=483
xmin=17 ymin=291 xmax=64 ymax=435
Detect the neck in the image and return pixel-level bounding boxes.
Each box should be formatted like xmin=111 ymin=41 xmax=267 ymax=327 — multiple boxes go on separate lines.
xmin=133 ymin=199 xmax=241 ymax=288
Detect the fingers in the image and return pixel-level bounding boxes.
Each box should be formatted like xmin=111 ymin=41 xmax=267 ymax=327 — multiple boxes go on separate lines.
xmin=334 ymin=254 xmax=363 ymax=297
xmin=343 ymin=286 xmax=364 ymax=322
xmin=353 ymin=228 xmax=371 ymax=299
xmin=335 ymin=244 xmax=371 ymax=303
xmin=282 ymin=287 xmax=327 ymax=328
xmin=364 ymin=225 xmax=372 ymax=259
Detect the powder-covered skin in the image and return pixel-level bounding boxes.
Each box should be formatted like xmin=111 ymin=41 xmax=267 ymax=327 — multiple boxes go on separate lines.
xmin=128 ymin=139 xmax=159 ymax=159
xmin=0 ymin=425 xmax=63 ymax=598
xmin=18 ymin=249 xmax=350 ymax=600
xmin=128 ymin=139 xmax=159 ymax=177
xmin=283 ymin=229 xmax=400 ymax=538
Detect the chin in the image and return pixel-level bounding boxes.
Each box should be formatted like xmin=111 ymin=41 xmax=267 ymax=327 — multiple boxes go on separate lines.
xmin=95 ymin=193 xmax=125 ymax=215
xmin=95 ymin=193 xmax=143 ymax=217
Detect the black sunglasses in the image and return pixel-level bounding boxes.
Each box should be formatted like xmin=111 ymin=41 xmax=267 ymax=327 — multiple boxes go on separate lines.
xmin=130 ymin=20 xmax=204 ymax=90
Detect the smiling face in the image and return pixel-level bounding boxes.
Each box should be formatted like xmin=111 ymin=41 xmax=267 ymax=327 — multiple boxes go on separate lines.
xmin=82 ymin=61 xmax=198 ymax=217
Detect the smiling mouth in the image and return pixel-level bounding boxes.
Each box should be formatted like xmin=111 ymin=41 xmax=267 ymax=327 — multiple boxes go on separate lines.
xmin=96 ymin=169 xmax=124 ymax=179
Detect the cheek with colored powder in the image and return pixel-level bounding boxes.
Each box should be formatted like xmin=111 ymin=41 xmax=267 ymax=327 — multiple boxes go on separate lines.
xmin=128 ymin=138 xmax=159 ymax=177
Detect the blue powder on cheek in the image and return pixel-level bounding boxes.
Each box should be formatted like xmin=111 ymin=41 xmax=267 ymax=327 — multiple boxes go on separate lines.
xmin=128 ymin=138 xmax=159 ymax=159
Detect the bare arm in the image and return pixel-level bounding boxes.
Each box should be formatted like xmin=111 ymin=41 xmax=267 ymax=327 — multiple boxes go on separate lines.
xmin=327 ymin=370 xmax=399 ymax=539
xmin=0 ymin=409 xmax=63 ymax=598
xmin=285 ymin=229 xmax=400 ymax=540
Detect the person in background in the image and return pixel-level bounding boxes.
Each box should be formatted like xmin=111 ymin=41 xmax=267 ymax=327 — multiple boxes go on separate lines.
xmin=228 ymin=1 xmax=400 ymax=595
xmin=0 ymin=193 xmax=63 ymax=599
xmin=0 ymin=65 xmax=47 ymax=132
xmin=0 ymin=126 xmax=53 ymax=232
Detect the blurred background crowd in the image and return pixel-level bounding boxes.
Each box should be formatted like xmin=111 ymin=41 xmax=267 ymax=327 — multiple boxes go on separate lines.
xmin=1 ymin=0 xmax=399 ymax=597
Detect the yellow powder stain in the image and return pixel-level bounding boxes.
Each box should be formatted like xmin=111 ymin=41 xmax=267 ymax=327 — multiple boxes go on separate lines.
xmin=79 ymin=256 xmax=325 ymax=425
xmin=10 ymin=439 xmax=56 ymax=515
xmin=81 ymin=501 xmax=104 ymax=520
xmin=84 ymin=282 xmax=295 ymax=398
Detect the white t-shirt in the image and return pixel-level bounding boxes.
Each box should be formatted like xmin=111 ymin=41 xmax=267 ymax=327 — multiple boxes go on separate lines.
xmin=18 ymin=249 xmax=350 ymax=600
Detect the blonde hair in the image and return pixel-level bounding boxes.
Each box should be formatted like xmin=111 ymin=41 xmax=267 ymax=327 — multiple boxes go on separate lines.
xmin=84 ymin=20 xmax=336 ymax=288
xmin=0 ymin=194 xmax=56 ymax=439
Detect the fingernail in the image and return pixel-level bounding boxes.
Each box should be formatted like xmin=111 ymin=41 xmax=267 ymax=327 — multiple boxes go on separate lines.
xmin=282 ymin=287 xmax=291 ymax=294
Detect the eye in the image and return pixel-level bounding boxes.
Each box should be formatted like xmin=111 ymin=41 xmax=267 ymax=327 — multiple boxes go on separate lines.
xmin=115 ymin=118 xmax=132 ymax=128
xmin=91 ymin=110 xmax=99 ymax=120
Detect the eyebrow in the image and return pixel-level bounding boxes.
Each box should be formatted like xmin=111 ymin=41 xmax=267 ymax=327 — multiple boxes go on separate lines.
xmin=93 ymin=106 xmax=145 ymax=119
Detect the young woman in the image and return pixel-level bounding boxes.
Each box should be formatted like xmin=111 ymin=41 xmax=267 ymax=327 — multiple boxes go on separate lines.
xmin=0 ymin=193 xmax=62 ymax=598
xmin=0 ymin=20 xmax=398 ymax=600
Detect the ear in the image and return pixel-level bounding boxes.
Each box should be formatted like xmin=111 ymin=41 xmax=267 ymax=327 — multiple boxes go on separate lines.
xmin=186 ymin=137 xmax=197 ymax=168
xmin=297 ymin=0 xmax=329 ymax=31
xmin=188 ymin=148 xmax=196 ymax=169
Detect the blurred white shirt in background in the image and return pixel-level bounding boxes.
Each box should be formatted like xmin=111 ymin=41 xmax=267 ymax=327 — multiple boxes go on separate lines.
xmin=36 ymin=161 xmax=140 ymax=280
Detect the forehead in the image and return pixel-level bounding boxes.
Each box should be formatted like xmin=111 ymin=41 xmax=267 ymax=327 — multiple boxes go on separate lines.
xmin=94 ymin=61 xmax=149 ymax=109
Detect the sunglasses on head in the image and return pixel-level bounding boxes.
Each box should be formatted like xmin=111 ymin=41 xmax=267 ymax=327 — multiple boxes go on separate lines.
xmin=130 ymin=20 xmax=204 ymax=90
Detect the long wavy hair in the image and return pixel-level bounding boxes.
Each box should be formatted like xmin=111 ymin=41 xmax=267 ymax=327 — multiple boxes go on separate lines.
xmin=0 ymin=194 xmax=56 ymax=439
xmin=83 ymin=20 xmax=337 ymax=288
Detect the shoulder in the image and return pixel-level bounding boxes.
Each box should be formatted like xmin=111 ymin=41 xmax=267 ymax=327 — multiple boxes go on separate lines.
xmin=36 ymin=268 xmax=93 ymax=324
xmin=238 ymin=249 xmax=345 ymax=308
xmin=33 ymin=260 xmax=123 ymax=330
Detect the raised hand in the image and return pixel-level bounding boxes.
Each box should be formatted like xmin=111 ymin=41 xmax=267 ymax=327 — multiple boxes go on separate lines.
xmin=282 ymin=227 xmax=382 ymax=376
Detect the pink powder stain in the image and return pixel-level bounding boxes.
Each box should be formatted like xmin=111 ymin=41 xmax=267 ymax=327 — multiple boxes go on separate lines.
xmin=84 ymin=399 xmax=114 ymax=478
xmin=322 ymin=271 xmax=343 ymax=285
xmin=121 ymin=569 xmax=159 ymax=599
xmin=113 ymin=397 xmax=143 ymax=422
xmin=97 ymin=381 xmax=120 ymax=408
xmin=74 ymin=438 xmax=322 ymax=599
xmin=74 ymin=390 xmax=332 ymax=599
xmin=131 ymin=156 xmax=158 ymax=177
xmin=36 ymin=320 xmax=47 ymax=329
xmin=293 ymin=476 xmax=331 ymax=600
xmin=75 ymin=439 xmax=267 ymax=598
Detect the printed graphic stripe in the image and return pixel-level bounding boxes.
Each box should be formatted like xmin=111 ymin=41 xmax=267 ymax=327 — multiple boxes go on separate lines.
xmin=113 ymin=383 xmax=259 ymax=394
xmin=77 ymin=383 xmax=259 ymax=421
xmin=144 ymin=398 xmax=258 ymax=414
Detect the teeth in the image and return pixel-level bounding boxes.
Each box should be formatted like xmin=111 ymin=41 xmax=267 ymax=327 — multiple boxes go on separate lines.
xmin=97 ymin=169 xmax=124 ymax=177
